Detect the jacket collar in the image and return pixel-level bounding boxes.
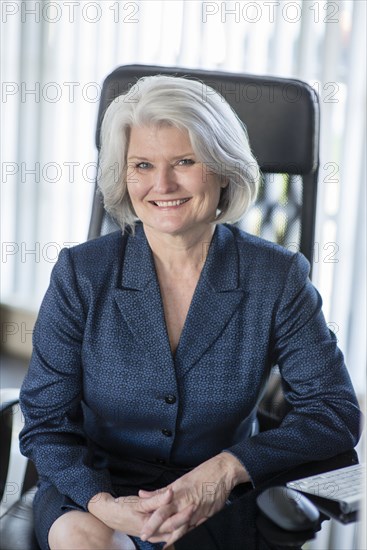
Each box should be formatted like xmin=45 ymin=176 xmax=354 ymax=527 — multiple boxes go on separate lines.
xmin=120 ymin=223 xmax=240 ymax=292
xmin=120 ymin=223 xmax=158 ymax=290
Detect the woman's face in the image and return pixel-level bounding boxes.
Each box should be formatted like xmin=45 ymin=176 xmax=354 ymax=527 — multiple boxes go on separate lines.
xmin=126 ymin=125 xmax=226 ymax=239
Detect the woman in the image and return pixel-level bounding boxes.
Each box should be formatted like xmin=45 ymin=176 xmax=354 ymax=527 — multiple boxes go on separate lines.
xmin=19 ymin=75 xmax=361 ymax=550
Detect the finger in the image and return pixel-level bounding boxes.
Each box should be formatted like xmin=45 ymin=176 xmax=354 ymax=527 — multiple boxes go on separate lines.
xmin=138 ymin=485 xmax=172 ymax=498
xmin=141 ymin=502 xmax=178 ymax=540
xmin=161 ymin=520 xmax=192 ymax=549
xmin=138 ymin=488 xmax=173 ymax=513
xmin=144 ymin=504 xmax=194 ymax=543
xmin=194 ymin=515 xmax=209 ymax=527
xmin=158 ymin=503 xmax=195 ymax=535
xmin=138 ymin=489 xmax=157 ymax=498
xmin=138 ymin=488 xmax=160 ymax=498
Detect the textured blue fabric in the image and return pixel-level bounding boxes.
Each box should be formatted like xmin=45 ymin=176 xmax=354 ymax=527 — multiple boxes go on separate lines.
xmin=19 ymin=223 xmax=361 ymax=534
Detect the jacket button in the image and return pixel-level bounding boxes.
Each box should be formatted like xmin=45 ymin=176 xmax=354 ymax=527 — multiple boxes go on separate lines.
xmin=165 ymin=394 xmax=176 ymax=404
xmin=162 ymin=429 xmax=172 ymax=437
xmin=156 ymin=458 xmax=166 ymax=465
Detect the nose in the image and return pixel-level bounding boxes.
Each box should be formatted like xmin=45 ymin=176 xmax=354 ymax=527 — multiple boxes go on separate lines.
xmin=153 ymin=165 xmax=178 ymax=194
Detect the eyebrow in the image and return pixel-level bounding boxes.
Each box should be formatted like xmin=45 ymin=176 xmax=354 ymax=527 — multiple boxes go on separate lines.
xmin=127 ymin=152 xmax=196 ymax=161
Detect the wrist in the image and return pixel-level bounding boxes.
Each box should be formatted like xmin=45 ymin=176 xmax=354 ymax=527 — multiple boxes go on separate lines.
xmin=87 ymin=492 xmax=115 ymax=523
xmin=219 ymin=452 xmax=250 ymax=488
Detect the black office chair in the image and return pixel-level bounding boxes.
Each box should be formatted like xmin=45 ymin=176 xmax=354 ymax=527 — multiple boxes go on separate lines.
xmin=0 ymin=65 xmax=320 ymax=550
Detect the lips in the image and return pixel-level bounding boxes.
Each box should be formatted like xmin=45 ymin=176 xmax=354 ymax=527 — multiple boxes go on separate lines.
xmin=150 ymin=198 xmax=190 ymax=207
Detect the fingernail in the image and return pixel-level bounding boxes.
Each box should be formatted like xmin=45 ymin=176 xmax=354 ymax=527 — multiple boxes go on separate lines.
xmin=140 ymin=534 xmax=147 ymax=541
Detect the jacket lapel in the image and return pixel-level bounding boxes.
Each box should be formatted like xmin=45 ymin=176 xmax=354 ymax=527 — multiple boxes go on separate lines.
xmin=174 ymin=225 xmax=246 ymax=376
xmin=113 ymin=225 xmax=174 ymax=370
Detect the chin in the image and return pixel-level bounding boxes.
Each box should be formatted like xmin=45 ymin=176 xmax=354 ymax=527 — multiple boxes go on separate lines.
xmin=144 ymin=216 xmax=213 ymax=238
xmin=154 ymin=224 xmax=189 ymax=236
xmin=147 ymin=217 xmax=189 ymax=235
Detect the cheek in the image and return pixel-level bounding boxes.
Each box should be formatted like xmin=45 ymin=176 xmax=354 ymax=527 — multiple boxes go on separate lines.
xmin=126 ymin=165 xmax=147 ymax=192
xmin=195 ymin=190 xmax=221 ymax=217
xmin=126 ymin=188 xmax=143 ymax=216
xmin=126 ymin=179 xmax=146 ymax=202
xmin=207 ymin=181 xmax=222 ymax=207
xmin=126 ymin=184 xmax=136 ymax=204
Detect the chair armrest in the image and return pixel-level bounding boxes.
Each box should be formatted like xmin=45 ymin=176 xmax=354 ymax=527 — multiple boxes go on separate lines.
xmin=0 ymin=388 xmax=21 ymax=412
xmin=0 ymin=388 xmax=29 ymax=518
xmin=0 ymin=487 xmax=40 ymax=550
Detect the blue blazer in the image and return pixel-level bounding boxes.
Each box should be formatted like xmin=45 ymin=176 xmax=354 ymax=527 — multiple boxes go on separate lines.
xmin=19 ymin=223 xmax=361 ymax=511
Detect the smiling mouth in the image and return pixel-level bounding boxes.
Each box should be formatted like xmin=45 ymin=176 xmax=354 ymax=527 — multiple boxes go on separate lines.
xmin=150 ymin=198 xmax=191 ymax=207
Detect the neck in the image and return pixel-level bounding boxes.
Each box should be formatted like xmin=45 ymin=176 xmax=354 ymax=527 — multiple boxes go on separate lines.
xmin=143 ymin=224 xmax=216 ymax=273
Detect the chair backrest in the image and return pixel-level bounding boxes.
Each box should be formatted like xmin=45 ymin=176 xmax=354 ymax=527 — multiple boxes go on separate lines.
xmin=88 ymin=65 xmax=319 ymax=273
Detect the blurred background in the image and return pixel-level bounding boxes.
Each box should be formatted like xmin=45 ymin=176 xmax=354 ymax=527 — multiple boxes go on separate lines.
xmin=1 ymin=1 xmax=366 ymax=548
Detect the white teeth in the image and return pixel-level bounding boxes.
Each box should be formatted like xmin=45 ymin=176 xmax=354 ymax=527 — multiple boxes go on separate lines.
xmin=154 ymin=199 xmax=188 ymax=207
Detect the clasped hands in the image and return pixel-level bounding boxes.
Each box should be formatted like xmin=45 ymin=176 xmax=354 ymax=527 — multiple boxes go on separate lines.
xmin=138 ymin=456 xmax=231 ymax=548
xmin=93 ymin=453 xmax=249 ymax=549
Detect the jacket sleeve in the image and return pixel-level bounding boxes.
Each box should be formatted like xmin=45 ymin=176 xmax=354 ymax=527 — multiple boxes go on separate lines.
xmin=19 ymin=247 xmax=114 ymax=510
xmin=224 ymin=252 xmax=362 ymax=486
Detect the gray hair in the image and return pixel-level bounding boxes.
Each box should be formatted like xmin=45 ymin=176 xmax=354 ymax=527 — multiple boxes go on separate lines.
xmin=98 ymin=75 xmax=260 ymax=231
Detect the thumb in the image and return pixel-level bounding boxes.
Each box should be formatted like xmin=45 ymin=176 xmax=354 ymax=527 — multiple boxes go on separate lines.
xmin=138 ymin=488 xmax=157 ymax=498
xmin=138 ymin=487 xmax=173 ymax=512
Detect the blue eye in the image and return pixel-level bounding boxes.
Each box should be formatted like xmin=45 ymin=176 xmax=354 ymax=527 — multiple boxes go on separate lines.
xmin=136 ymin=162 xmax=151 ymax=169
xmin=177 ymin=159 xmax=195 ymax=166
